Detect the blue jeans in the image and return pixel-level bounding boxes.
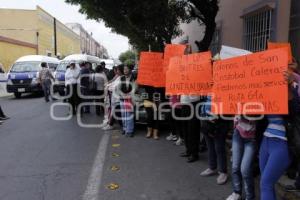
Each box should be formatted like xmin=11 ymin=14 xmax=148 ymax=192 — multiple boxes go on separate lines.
xmin=232 ymin=130 xmax=256 ymax=200
xmin=120 ymin=100 xmax=134 ymax=135
xmin=259 ymin=137 xmax=291 ymax=200
xmin=41 ymin=79 xmax=51 ymax=101
xmin=202 ymin=120 xmax=228 ymax=173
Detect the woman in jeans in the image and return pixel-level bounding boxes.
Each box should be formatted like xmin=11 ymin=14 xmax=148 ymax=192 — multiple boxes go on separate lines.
xmin=226 ymin=116 xmax=256 ymax=200
xmin=259 ymin=115 xmax=291 ymax=200
xmin=200 ymin=96 xmax=229 ymax=184
xmin=118 ymin=65 xmax=136 ymax=137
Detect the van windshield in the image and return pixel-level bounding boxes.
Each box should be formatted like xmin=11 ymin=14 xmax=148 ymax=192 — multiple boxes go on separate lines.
xmin=56 ymin=62 xmax=80 ymax=71
xmin=56 ymin=62 xmax=69 ymax=71
xmin=10 ymin=62 xmax=42 ymax=72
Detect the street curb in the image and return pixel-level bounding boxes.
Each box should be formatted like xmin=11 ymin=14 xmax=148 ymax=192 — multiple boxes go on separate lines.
xmin=277 ymin=176 xmax=300 ymax=200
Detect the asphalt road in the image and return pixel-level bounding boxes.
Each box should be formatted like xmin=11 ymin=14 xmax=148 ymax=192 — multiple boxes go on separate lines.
xmin=0 ymin=95 xmax=232 ymax=200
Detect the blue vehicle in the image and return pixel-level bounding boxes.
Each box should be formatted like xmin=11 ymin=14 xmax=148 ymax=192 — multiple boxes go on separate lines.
xmin=6 ymin=55 xmax=59 ymax=98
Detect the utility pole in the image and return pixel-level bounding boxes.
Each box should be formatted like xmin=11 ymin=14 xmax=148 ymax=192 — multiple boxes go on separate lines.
xmin=53 ymin=18 xmax=57 ymax=57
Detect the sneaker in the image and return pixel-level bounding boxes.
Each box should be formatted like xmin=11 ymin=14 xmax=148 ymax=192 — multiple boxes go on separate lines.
xmin=102 ymin=125 xmax=114 ymax=131
xmin=217 ymin=173 xmax=228 ymax=185
xmin=166 ymin=133 xmax=177 ymax=141
xmin=175 ymin=137 xmax=184 ymax=146
xmin=285 ymin=185 xmax=300 ymax=192
xmin=0 ymin=116 xmax=9 ymax=120
xmin=200 ymin=168 xmax=217 ymax=177
xmin=99 ymin=122 xmax=108 ymax=128
xmin=226 ymin=193 xmax=241 ymax=200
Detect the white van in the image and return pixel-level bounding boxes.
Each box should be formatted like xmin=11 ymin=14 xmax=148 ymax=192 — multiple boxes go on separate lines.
xmin=53 ymin=54 xmax=101 ymax=95
xmin=6 ymin=55 xmax=59 ymax=98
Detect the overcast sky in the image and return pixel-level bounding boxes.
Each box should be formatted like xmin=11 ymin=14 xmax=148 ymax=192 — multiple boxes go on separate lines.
xmin=0 ymin=0 xmax=129 ymax=58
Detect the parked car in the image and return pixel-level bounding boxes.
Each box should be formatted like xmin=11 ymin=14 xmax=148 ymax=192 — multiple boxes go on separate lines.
xmin=6 ymin=55 xmax=59 ymax=98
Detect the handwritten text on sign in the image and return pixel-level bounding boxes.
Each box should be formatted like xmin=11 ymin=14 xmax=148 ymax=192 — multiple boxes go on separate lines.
xmin=166 ymin=52 xmax=213 ymax=95
xmin=137 ymin=52 xmax=164 ymax=87
xmin=212 ymin=48 xmax=288 ymax=115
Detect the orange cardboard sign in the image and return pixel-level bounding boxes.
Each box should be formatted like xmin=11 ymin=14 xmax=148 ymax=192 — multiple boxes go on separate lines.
xmin=166 ymin=52 xmax=213 ymax=95
xmin=151 ymin=44 xmax=187 ymax=88
xmin=212 ymin=48 xmax=289 ymax=115
xmin=163 ymin=44 xmax=187 ymax=69
xmin=268 ymin=42 xmax=293 ymax=64
xmin=137 ymin=52 xmax=164 ymax=87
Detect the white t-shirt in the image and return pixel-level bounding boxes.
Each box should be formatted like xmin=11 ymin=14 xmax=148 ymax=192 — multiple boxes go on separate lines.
xmin=65 ymin=67 xmax=80 ymax=86
xmin=180 ymin=95 xmax=200 ymax=104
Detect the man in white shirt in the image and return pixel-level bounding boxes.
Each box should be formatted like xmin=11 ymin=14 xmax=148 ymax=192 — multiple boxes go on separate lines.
xmin=65 ymin=62 xmax=80 ymax=115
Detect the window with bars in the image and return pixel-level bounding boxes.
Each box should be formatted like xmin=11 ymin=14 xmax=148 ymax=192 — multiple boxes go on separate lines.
xmin=243 ymin=9 xmax=273 ymax=52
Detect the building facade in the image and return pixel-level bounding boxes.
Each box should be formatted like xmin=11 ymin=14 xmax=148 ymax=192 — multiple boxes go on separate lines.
xmin=175 ymin=0 xmax=300 ymax=60
xmin=66 ymin=23 xmax=108 ymax=58
xmin=0 ymin=6 xmax=81 ymax=71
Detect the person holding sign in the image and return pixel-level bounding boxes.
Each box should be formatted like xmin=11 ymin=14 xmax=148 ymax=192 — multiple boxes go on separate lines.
xmin=179 ymin=95 xmax=201 ymax=163
xmin=226 ymin=115 xmax=257 ymax=200
xmin=200 ymin=96 xmax=230 ymax=185
xmin=144 ymin=86 xmax=165 ymax=140
xmin=258 ymin=53 xmax=291 ymax=200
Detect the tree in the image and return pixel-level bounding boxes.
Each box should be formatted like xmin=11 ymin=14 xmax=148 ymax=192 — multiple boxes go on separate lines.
xmin=65 ymin=0 xmax=219 ymax=52
xmin=119 ymin=50 xmax=136 ymax=65
xmin=65 ymin=0 xmax=188 ymax=51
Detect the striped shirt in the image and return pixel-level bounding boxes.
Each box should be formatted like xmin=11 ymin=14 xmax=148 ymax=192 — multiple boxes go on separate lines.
xmin=264 ymin=115 xmax=287 ymax=141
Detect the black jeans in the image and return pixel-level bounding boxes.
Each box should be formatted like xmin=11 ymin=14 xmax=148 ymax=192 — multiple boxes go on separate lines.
xmin=201 ymin=120 xmax=228 ymax=173
xmin=145 ymin=106 xmax=160 ymax=130
xmin=169 ymin=107 xmax=183 ymax=138
xmin=182 ymin=104 xmax=200 ymax=157
xmin=67 ymin=84 xmax=79 ymax=115
xmin=80 ymin=87 xmax=91 ymax=113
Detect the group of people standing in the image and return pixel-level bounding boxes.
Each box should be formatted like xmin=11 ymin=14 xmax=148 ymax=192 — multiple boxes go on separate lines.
xmin=129 ymin=59 xmax=300 ymax=200
xmin=36 ymin=55 xmax=300 ymax=200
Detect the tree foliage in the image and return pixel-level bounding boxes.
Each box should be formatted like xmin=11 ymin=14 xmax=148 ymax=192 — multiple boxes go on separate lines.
xmin=65 ymin=0 xmax=219 ymax=52
xmin=119 ymin=50 xmax=136 ymax=65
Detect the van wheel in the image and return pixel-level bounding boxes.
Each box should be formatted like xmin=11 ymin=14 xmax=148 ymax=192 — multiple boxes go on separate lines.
xmin=14 ymin=92 xmax=21 ymax=98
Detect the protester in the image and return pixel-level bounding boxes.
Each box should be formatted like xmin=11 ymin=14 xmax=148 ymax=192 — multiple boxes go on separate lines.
xmin=226 ymin=115 xmax=257 ymax=200
xmin=118 ymin=65 xmax=136 ymax=137
xmin=180 ymin=95 xmax=201 ymax=163
xmin=94 ymin=65 xmax=107 ymax=116
xmin=99 ymin=66 xmax=118 ymax=128
xmin=259 ymin=114 xmax=291 ymax=200
xmin=65 ymin=62 xmax=80 ymax=115
xmin=166 ymin=95 xmax=184 ymax=145
xmin=37 ymin=62 xmax=55 ymax=102
xmin=200 ymin=96 xmax=230 ymax=184
xmin=285 ymin=60 xmax=300 ymax=192
xmin=102 ymin=64 xmax=124 ymax=131
xmin=79 ymin=62 xmax=92 ymax=114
